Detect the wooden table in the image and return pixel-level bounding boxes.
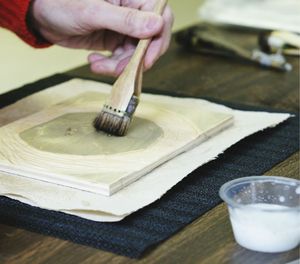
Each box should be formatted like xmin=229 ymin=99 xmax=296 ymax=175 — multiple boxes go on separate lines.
xmin=0 ymin=25 xmax=299 ymax=264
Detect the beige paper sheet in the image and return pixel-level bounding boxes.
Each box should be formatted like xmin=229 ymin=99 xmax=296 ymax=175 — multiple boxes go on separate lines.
xmin=0 ymin=79 xmax=290 ymax=222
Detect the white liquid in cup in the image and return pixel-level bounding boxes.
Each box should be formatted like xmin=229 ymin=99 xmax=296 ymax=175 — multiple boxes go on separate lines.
xmin=229 ymin=203 xmax=300 ymax=253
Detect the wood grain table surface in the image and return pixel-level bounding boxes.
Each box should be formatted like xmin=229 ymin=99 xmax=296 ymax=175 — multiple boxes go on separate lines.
xmin=0 ymin=25 xmax=299 ymax=264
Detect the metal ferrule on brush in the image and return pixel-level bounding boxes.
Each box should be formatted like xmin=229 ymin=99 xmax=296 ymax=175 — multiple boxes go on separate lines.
xmin=93 ymin=95 xmax=139 ymax=136
xmin=102 ymin=104 xmax=127 ymax=117
xmin=102 ymin=95 xmax=139 ymax=118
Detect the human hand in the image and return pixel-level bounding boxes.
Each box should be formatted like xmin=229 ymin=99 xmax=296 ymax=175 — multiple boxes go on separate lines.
xmin=31 ymin=0 xmax=174 ymax=76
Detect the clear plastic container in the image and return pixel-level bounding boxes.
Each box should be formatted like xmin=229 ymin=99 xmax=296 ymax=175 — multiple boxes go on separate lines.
xmin=219 ymin=176 xmax=300 ymax=253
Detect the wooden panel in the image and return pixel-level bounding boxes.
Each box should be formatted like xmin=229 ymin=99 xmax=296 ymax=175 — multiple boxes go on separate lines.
xmin=0 ymin=80 xmax=233 ymax=196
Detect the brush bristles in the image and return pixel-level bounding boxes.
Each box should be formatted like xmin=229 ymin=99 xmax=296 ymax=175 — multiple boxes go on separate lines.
xmin=93 ymin=112 xmax=131 ymax=136
xmin=93 ymin=96 xmax=139 ymax=136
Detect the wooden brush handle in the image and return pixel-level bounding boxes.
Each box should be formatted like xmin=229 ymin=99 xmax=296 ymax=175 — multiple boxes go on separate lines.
xmin=107 ymin=0 xmax=167 ymax=112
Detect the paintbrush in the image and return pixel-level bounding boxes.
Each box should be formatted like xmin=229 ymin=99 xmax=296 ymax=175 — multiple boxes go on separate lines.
xmin=94 ymin=0 xmax=167 ymax=136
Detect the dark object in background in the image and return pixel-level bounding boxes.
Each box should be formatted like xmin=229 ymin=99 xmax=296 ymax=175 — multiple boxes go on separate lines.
xmin=176 ymin=24 xmax=292 ymax=71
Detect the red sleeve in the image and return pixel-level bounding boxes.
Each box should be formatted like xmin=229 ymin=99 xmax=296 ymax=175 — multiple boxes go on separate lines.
xmin=0 ymin=0 xmax=51 ymax=48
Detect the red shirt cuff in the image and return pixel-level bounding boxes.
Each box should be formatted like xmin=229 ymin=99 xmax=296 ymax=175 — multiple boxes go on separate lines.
xmin=0 ymin=0 xmax=52 ymax=48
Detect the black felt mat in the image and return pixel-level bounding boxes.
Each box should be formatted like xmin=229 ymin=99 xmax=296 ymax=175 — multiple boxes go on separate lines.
xmin=0 ymin=75 xmax=299 ymax=258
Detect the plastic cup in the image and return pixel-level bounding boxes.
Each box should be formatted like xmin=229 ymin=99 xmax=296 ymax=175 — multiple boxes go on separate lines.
xmin=219 ymin=176 xmax=300 ymax=253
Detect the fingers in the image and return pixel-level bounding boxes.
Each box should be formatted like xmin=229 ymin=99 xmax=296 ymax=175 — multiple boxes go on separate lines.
xmin=144 ymin=5 xmax=174 ymax=69
xmin=84 ymin=0 xmax=164 ymax=39
xmin=88 ymin=45 xmax=136 ymax=76
xmin=85 ymin=0 xmax=174 ymax=75
xmin=107 ymin=0 xmax=174 ymax=70
xmin=106 ymin=0 xmax=163 ymax=12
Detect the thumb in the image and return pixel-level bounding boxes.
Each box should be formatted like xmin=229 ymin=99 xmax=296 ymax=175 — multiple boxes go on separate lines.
xmin=85 ymin=1 xmax=164 ymax=38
